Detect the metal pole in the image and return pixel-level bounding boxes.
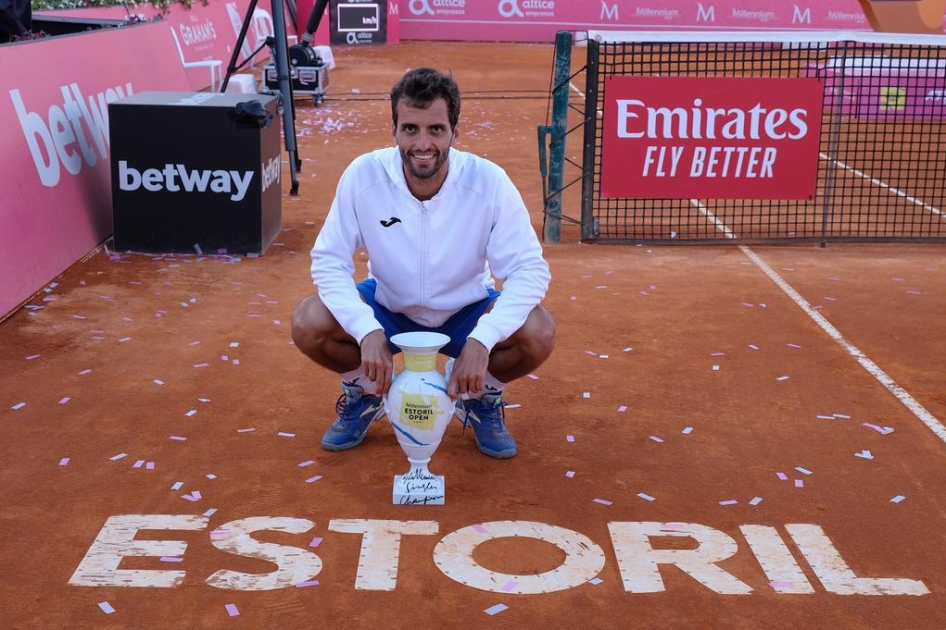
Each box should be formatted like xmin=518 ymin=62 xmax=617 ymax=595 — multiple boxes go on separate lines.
xmin=544 ymin=30 xmax=572 ymax=243
xmin=269 ymin=0 xmax=301 ymax=195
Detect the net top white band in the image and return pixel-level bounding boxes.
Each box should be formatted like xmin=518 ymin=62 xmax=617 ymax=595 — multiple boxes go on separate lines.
xmin=586 ymin=29 xmax=946 ymax=47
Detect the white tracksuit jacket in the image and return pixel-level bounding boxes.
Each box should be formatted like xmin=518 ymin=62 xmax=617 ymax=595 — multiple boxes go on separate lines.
xmin=310 ymin=146 xmax=551 ymax=353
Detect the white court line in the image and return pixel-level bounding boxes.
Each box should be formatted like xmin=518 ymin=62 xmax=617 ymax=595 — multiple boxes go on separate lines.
xmin=689 ymin=199 xmax=946 ymax=444
xmin=820 ymin=152 xmax=946 ymax=218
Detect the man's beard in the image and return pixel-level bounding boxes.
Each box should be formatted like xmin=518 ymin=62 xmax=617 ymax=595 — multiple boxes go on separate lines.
xmin=401 ymin=148 xmax=448 ymax=180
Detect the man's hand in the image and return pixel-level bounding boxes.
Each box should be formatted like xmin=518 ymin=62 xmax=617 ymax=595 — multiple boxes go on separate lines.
xmin=360 ymin=330 xmax=393 ymax=396
xmin=447 ymin=339 xmax=489 ymax=400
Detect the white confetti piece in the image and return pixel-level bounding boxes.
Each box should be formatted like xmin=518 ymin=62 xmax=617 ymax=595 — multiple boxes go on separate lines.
xmin=776 ymin=375 xmax=790 ymax=382
xmin=748 ymin=344 xmax=759 ymax=350
xmin=794 ymin=479 xmax=804 ymax=488
xmin=133 ymin=460 xmax=145 ymax=469
xmin=305 ymin=475 xmax=323 ymax=483
xmin=890 ymin=495 xmax=906 ymax=504
xmin=617 ymin=405 xmax=627 ymax=412
xmin=110 ymin=453 xmax=128 ymax=461
xmin=298 ymin=460 xmax=316 ymax=467
xmin=794 ymin=467 xmax=813 ymax=475
xmin=229 ymin=342 xmax=240 ymax=348
xmin=855 ymin=450 xmax=873 ymax=460
xmin=206 ymin=474 xmax=217 ymax=479
xmin=637 ymin=493 xmax=655 ymax=502
xmin=719 ymin=499 xmax=738 ymax=506
xmin=565 ymin=470 xmax=575 ymax=478
xmin=682 ymin=426 xmax=693 ymax=434
xmin=203 ymin=508 xmax=218 ymax=517
xmin=594 ymin=498 xmax=613 ymax=505
xmin=98 ymin=601 xmax=115 ymax=614
xmin=59 ymin=397 xmax=71 ymax=404
xmin=119 ymin=337 xmax=132 ymax=343
xmin=11 ymin=402 xmax=25 ymax=410
xmin=237 ymin=428 xmax=256 ymax=433
xmin=484 ymin=604 xmax=508 ymax=616
xmin=589 ymin=577 xmax=604 ymax=585
xmin=78 ymin=369 xmax=92 ymax=375
xmin=277 ymin=432 xmax=296 ymax=438
xmin=25 ymin=354 xmax=40 ymax=360
xmin=787 ymin=343 xmax=801 ymax=348
xmin=712 ymin=365 xmax=720 ymax=371
xmin=776 ymin=472 xmax=788 ymax=481
xmin=185 ymin=409 xmax=197 ymax=417
xmin=749 ymin=497 xmax=763 ymax=506
xmin=171 ymin=481 xmax=184 ymax=490
xmin=59 ymin=457 xmax=70 ymax=466
xmin=582 ymin=392 xmax=591 ymax=398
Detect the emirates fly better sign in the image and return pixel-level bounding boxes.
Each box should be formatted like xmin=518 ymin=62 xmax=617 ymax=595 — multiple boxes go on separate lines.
xmin=600 ymin=77 xmax=824 ymax=199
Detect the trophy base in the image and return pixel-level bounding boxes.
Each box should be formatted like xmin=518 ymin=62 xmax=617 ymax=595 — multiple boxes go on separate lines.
xmin=393 ymin=468 xmax=445 ymax=506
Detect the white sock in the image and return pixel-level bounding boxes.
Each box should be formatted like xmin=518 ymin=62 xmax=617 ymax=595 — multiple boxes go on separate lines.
xmin=340 ymin=368 xmax=378 ymax=395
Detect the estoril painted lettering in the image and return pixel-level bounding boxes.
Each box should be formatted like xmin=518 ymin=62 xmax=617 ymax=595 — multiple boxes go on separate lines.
xmin=69 ymin=516 xmax=930 ymax=596
xmin=117 ymin=161 xmax=254 ymax=202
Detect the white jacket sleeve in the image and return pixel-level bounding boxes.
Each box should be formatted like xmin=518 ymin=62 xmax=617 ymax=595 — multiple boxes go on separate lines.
xmin=309 ymin=167 xmax=383 ymax=345
xmin=467 ymin=172 xmax=551 ymax=352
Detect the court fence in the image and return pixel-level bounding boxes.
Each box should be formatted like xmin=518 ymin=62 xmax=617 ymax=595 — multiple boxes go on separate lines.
xmin=539 ymin=30 xmax=946 ymax=245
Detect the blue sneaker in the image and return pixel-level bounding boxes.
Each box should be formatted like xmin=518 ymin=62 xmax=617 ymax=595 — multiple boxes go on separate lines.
xmin=321 ymin=382 xmax=385 ymax=451
xmin=455 ymin=391 xmax=517 ymax=458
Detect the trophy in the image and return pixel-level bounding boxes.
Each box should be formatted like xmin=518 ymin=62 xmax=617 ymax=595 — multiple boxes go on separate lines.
xmin=385 ymin=332 xmax=454 ymax=505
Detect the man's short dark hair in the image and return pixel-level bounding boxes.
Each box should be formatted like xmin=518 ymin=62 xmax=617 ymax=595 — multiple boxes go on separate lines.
xmin=390 ymin=68 xmax=461 ymax=130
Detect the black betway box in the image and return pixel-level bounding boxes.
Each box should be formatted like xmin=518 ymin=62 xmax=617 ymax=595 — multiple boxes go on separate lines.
xmin=110 ymin=91 xmax=282 ymax=255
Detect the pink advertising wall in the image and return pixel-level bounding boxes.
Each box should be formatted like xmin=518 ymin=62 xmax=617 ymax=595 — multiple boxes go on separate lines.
xmin=0 ymin=21 xmax=193 ymax=317
xmin=399 ymin=0 xmax=875 ymax=41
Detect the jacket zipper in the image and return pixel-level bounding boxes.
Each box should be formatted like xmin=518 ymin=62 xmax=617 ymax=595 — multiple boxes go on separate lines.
xmin=419 ymin=200 xmax=428 ymax=309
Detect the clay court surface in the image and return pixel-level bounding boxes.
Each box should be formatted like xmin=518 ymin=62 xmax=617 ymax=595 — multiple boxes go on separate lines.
xmin=3 ymin=41 xmax=946 ymax=629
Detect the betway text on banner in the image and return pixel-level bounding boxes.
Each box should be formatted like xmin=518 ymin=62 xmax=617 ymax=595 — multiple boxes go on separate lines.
xmin=600 ymin=77 xmax=825 ymax=200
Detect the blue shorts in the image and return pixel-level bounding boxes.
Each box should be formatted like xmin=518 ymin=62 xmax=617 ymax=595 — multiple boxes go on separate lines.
xmin=356 ymin=278 xmax=500 ymax=358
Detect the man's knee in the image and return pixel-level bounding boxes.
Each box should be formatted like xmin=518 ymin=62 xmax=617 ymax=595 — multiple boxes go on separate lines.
xmin=291 ymin=294 xmax=336 ymax=348
xmin=517 ymin=306 xmax=555 ymax=360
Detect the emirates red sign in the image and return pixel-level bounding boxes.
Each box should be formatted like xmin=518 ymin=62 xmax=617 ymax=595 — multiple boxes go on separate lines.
xmin=600 ymin=77 xmax=824 ymax=199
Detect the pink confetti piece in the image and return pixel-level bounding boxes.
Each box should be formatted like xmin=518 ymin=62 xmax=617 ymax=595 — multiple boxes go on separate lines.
xmin=305 ymin=475 xmax=323 ymax=483
xmin=594 ymin=498 xmax=614 ymax=506
xmin=891 ymin=495 xmax=906 ymax=503
xmin=11 ymin=402 xmax=25 ymax=410
xmin=146 ymin=462 xmax=155 ymax=470
xmin=185 ymin=410 xmax=197 ymax=417
xmin=188 ymin=340 xmax=201 ymax=346
xmin=98 ymin=602 xmax=115 ymax=614
xmin=649 ymin=436 xmax=664 ymax=443
xmin=225 ymin=603 xmax=240 ymax=617
xmin=169 ymin=436 xmax=187 ymax=441
xmin=25 ymin=354 xmax=40 ymax=360
xmin=110 ymin=453 xmax=128 ymax=461
xmin=210 ymin=530 xmax=231 ymax=539
xmin=637 ymin=493 xmax=655 ymax=502
xmin=118 ymin=337 xmax=132 ymax=343
xmin=59 ymin=457 xmax=70 ymax=466
xmin=59 ymin=397 xmax=71 ymax=404
xmin=309 ymin=536 xmax=323 ymax=547
xmin=78 ymin=369 xmax=92 ymax=375
xmin=794 ymin=479 xmax=804 ymax=488
xmin=719 ymin=499 xmax=738 ymax=506
xmin=770 ymin=581 xmax=793 ymax=588
xmin=565 ymin=470 xmax=575 ymax=478
xmin=748 ymin=344 xmax=760 ymax=350
xmin=298 ymin=460 xmax=316 ymax=467
xmin=473 ymin=524 xmax=488 ymax=534
xmin=566 ymin=435 xmax=575 ymax=442
xmin=527 ymin=374 xmax=539 ymax=380
xmin=776 ymin=472 xmax=788 ymax=481
xmin=160 ymin=556 xmax=183 ymax=563
xmin=501 ymin=580 xmax=518 ymax=592
xmin=133 ymin=460 xmax=145 ymax=469
xmin=194 ymin=363 xmax=209 ymax=369
xmin=484 ymin=604 xmax=508 ymax=616
xmin=237 ymin=428 xmax=256 ymax=433
xmin=787 ymin=343 xmax=802 ymax=349
xmin=295 ymin=580 xmax=320 ymax=588
xmin=617 ymin=405 xmax=628 ymax=412
xmin=585 ymin=350 xmax=598 ymax=356
xmin=233 ymin=359 xmax=241 ymax=366
xmin=153 ymin=379 xmax=164 ymax=385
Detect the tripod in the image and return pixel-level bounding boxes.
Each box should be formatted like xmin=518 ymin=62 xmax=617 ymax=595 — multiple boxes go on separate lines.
xmin=222 ymin=0 xmax=300 ymax=195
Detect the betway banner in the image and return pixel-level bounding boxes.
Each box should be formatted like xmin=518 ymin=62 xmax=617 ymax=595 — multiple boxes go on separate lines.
xmin=400 ymin=0 xmax=872 ymax=42
xmin=0 ymin=21 xmax=189 ymax=318
xmin=599 ymin=77 xmax=824 ymax=200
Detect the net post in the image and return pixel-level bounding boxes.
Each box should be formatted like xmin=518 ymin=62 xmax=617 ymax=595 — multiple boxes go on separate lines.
xmin=544 ymin=29 xmax=573 ymax=243
xmin=580 ymin=36 xmax=600 ymax=242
